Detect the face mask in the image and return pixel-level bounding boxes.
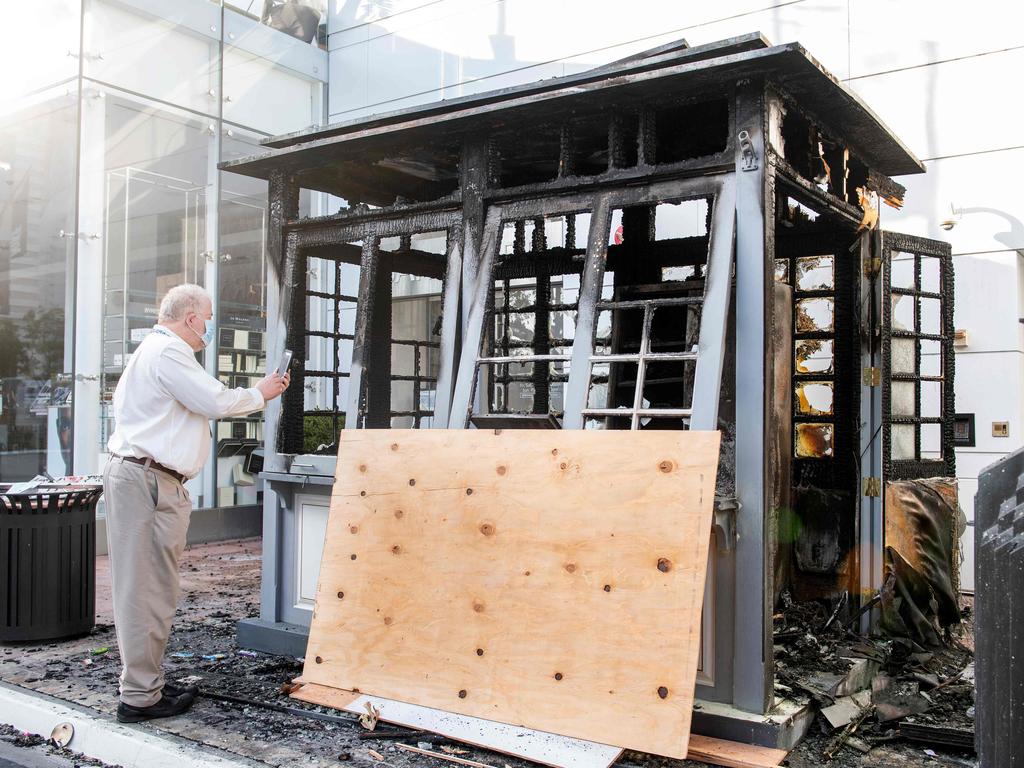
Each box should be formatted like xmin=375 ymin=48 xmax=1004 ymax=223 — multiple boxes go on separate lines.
xmin=188 ymin=314 xmax=215 ymax=348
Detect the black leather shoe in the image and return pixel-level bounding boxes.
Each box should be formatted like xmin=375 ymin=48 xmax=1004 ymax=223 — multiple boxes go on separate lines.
xmin=117 ymin=691 xmax=195 ymax=723
xmin=164 ymin=680 xmax=200 ymax=698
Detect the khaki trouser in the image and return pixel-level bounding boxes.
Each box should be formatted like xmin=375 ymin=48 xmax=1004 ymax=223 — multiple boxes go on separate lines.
xmin=102 ymin=457 xmax=192 ymax=707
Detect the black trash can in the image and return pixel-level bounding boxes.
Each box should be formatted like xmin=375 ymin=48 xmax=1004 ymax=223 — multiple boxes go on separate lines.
xmin=0 ymin=486 xmax=101 ymax=642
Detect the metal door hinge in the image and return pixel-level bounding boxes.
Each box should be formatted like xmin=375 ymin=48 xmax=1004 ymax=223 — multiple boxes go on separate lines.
xmin=863 ymin=367 xmax=881 ymax=387
xmin=863 ymin=477 xmax=882 ymax=497
xmin=738 ymin=130 xmax=758 ymax=171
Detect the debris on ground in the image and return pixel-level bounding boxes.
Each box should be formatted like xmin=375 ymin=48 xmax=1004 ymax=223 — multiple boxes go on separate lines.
xmin=0 ymin=539 xmax=978 ymax=767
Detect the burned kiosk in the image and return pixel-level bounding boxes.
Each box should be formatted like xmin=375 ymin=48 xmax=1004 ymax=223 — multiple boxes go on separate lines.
xmin=222 ymin=33 xmax=956 ymax=740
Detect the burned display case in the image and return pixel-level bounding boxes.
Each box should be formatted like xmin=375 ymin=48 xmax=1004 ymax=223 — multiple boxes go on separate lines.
xmin=221 ymin=33 xmax=955 ymax=737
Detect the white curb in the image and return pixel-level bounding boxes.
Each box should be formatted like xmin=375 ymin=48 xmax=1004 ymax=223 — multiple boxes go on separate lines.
xmin=0 ymin=682 xmax=260 ymax=768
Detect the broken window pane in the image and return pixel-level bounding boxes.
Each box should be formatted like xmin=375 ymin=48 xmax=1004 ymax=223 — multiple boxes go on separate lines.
xmin=890 ymin=251 xmax=915 ymax=289
xmin=891 ymin=337 xmax=916 ymax=375
xmin=795 ymin=297 xmax=834 ymax=333
xmin=921 ymin=380 xmax=942 ymax=419
xmin=920 ymin=339 xmax=942 ymax=377
xmin=795 ymin=382 xmax=834 ymax=416
xmin=921 ymin=423 xmax=942 ymax=458
xmin=795 ymin=255 xmax=834 ymax=291
xmin=643 ymin=359 xmax=697 ymax=412
xmin=663 ymin=265 xmax=697 ymax=282
xmin=920 ymin=297 xmax=942 ymax=336
xmin=891 ymin=294 xmax=915 ymax=332
xmin=774 ymin=259 xmax=790 ymax=283
xmin=892 ymin=381 xmax=916 ymax=417
xmin=795 ymin=422 xmax=834 ymax=458
xmin=654 ymin=198 xmax=709 ymax=239
xmin=920 ymin=254 xmax=941 ymax=294
xmin=795 ymin=339 xmax=833 ymax=374
xmin=892 ymin=424 xmax=915 ymax=460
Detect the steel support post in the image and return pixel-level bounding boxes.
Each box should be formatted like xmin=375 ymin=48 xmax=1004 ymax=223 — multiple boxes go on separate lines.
xmin=732 ymin=82 xmax=772 ymax=713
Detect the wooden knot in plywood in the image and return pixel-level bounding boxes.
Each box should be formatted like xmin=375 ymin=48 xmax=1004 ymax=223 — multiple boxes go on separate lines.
xmin=479 ymin=522 xmax=495 ymax=536
xmin=383 ymin=616 xmax=393 ymax=626
xmin=657 ymin=557 xmax=672 ymax=573
xmin=390 ymin=443 xmax=399 ymax=451
xmin=496 ymin=465 xmax=507 ymax=476
xmin=394 ymin=509 xmax=404 ymax=519
xmin=349 ymin=525 xmax=359 ymax=534
xmin=472 ymin=601 xmax=485 ymax=613
xmin=658 ymin=460 xmax=674 ymax=473
xmin=359 ymin=464 xmax=367 ymax=473
xmin=564 ymin=563 xmax=577 ymax=573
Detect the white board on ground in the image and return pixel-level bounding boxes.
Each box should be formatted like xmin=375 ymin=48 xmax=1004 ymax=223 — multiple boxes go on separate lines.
xmin=312 ymin=685 xmax=622 ymax=768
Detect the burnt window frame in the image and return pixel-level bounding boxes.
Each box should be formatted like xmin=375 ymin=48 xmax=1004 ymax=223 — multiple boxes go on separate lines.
xmin=448 ymin=173 xmax=736 ymax=432
xmin=276 ymin=209 xmax=462 ymax=454
xmin=880 ymin=231 xmax=955 ymax=479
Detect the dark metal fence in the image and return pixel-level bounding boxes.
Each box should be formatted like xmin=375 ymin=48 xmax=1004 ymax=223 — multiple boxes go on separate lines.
xmin=975 ymin=447 xmax=1024 ymax=766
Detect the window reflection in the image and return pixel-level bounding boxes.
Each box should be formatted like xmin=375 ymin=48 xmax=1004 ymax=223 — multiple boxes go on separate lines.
xmin=0 ymin=94 xmax=77 ymax=481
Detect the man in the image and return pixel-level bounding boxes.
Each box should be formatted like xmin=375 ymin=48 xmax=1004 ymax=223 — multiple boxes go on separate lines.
xmin=103 ymin=284 xmax=289 ymax=723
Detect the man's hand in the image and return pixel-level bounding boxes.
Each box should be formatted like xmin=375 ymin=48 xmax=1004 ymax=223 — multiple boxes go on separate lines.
xmin=256 ymin=370 xmax=290 ymax=401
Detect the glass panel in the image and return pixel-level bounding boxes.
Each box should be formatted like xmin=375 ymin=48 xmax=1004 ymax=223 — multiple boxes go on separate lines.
xmin=890 ymin=251 xmax=915 ymax=289
xmin=891 ymin=381 xmax=916 ymax=417
xmin=795 ymin=255 xmax=834 ymax=291
xmin=795 ymin=339 xmax=833 ymax=375
xmin=86 ymin=0 xmax=219 ymax=115
xmin=891 ymin=338 xmax=916 ymax=375
xmin=223 ymin=47 xmax=322 ymax=134
xmin=795 ymin=297 xmax=834 ymax=333
xmin=921 ymin=381 xmax=942 ymax=419
xmin=890 ymin=294 xmax=915 ymax=333
xmin=795 ymin=423 xmax=834 ymax=458
xmin=0 ymin=91 xmax=77 ymax=481
xmin=921 ymin=423 xmax=942 ymax=458
xmin=920 ymin=297 xmax=942 ymax=336
xmin=892 ymin=424 xmax=916 ymax=460
xmin=2 ymin=2 xmax=81 ymax=102
xmin=795 ymin=382 xmax=834 ymax=416
xmin=227 ymin=0 xmax=327 ymax=49
xmin=920 ymin=339 xmax=942 ymax=377
xmin=920 ymin=254 xmax=941 ymax=294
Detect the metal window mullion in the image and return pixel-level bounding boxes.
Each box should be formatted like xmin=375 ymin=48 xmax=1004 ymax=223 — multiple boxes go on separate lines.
xmin=690 ymin=174 xmax=736 ymax=431
xmin=630 ymin=303 xmax=653 ymax=430
xmin=562 ymin=195 xmax=611 ymax=428
xmin=345 ymin=237 xmax=380 ymax=430
xmin=333 ymin=257 xmax=342 ymax=442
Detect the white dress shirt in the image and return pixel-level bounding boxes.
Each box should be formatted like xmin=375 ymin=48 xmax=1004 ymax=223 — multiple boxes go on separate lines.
xmin=107 ymin=326 xmax=265 ymax=478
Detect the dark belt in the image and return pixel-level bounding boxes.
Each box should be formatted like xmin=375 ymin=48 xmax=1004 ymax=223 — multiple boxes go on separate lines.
xmin=114 ymin=454 xmax=187 ymax=485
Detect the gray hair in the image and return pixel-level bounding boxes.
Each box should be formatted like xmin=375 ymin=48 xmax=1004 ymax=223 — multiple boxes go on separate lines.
xmin=158 ymin=283 xmax=211 ymax=323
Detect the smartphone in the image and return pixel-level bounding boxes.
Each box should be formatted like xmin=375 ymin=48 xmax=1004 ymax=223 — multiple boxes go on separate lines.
xmin=277 ymin=348 xmax=293 ymax=376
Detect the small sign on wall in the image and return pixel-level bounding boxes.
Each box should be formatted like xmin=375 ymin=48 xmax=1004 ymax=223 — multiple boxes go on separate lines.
xmin=993 ymin=421 xmax=1010 ymax=438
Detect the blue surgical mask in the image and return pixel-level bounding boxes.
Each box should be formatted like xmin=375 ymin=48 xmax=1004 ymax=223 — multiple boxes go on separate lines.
xmin=188 ymin=315 xmax=215 ymax=348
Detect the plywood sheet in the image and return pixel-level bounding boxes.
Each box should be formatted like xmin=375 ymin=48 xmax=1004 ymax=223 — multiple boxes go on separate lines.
xmin=292 ymin=682 xmax=623 ymax=768
xmin=302 ymin=429 xmax=720 ymax=758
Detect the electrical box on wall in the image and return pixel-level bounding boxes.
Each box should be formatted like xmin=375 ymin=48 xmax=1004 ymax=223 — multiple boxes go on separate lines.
xmin=993 ymin=422 xmax=1010 ymax=438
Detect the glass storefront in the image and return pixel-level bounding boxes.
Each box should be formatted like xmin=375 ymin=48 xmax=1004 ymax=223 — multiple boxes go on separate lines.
xmin=0 ymin=0 xmax=327 ymax=508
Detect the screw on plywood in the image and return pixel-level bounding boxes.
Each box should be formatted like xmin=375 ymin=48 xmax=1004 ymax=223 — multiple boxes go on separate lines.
xmin=658 ymin=686 xmax=669 ymax=699
xmin=476 ymin=648 xmax=484 ymax=656
xmin=337 ymin=591 xmax=344 ymax=599
xmin=479 ymin=522 xmax=495 ymax=536
xmin=657 ymin=558 xmax=672 ymax=572
xmin=458 ymin=690 xmax=467 ymax=698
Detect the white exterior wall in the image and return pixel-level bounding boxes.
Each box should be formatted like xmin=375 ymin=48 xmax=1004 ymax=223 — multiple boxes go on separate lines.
xmin=326 ymin=0 xmax=1024 ymax=590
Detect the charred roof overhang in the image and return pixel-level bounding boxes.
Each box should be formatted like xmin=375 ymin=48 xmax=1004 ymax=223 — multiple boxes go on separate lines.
xmin=220 ymin=33 xmax=923 ymax=202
